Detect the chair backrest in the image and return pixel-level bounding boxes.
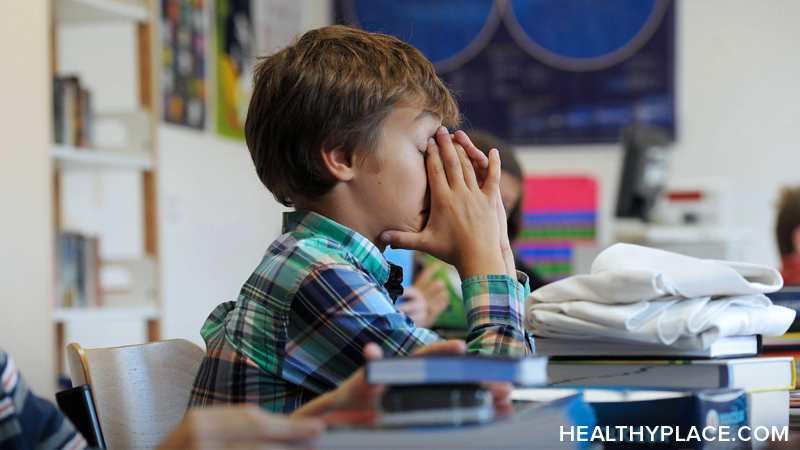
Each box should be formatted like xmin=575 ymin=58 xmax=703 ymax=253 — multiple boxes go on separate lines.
xmin=65 ymin=339 xmax=205 ymax=450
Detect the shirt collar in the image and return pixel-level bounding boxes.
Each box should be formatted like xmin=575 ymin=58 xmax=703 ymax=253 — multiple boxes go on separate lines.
xmin=282 ymin=210 xmax=391 ymax=285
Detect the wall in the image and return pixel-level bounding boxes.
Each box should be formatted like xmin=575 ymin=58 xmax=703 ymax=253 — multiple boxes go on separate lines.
xmin=0 ymin=0 xmax=55 ymax=397
xmin=515 ymin=0 xmax=800 ymax=267
xmin=159 ymin=0 xmax=332 ymax=346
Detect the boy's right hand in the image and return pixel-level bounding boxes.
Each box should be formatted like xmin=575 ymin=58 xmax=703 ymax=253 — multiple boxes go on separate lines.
xmin=380 ymin=126 xmax=507 ymax=279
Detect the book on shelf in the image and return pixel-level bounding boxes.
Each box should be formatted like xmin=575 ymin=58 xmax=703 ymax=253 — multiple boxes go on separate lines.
xmin=534 ymin=335 xmax=762 ymax=359
xmin=53 ymin=75 xmax=94 ymax=148
xmin=545 ymin=357 xmax=796 ymax=392
xmin=366 ymin=354 xmax=548 ymax=386
xmin=54 ymin=231 xmax=101 ymax=308
xmin=513 ymin=387 xmax=749 ymax=450
xmin=313 ymin=391 xmax=595 ymax=449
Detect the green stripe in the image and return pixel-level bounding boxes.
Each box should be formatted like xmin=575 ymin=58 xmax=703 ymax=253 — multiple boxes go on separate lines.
xmin=520 ymin=229 xmax=597 ymax=239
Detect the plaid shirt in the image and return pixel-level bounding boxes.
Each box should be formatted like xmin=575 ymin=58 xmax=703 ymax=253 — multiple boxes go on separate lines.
xmin=189 ymin=211 xmax=531 ymax=413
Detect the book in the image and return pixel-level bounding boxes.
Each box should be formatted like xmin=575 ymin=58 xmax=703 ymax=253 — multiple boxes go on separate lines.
xmin=513 ymin=387 xmax=749 ymax=449
xmin=366 ymin=355 xmax=548 ymax=386
xmin=764 ymin=332 xmax=800 ymax=351
xmin=54 ymin=232 xmax=101 ymax=308
xmin=534 ymin=335 xmax=762 ymax=359
xmin=766 ymin=286 xmax=800 ymax=333
xmin=313 ymin=391 xmax=595 ymax=449
xmin=545 ymin=357 xmax=796 ymax=392
xmin=748 ymin=390 xmax=789 ymax=450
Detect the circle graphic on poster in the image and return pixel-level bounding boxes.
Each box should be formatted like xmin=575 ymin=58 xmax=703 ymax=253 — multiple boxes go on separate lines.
xmin=505 ymin=0 xmax=670 ymax=71
xmin=343 ymin=0 xmax=502 ymax=72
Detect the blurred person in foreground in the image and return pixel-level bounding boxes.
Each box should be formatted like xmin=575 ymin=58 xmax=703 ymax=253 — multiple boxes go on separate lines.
xmin=776 ymin=185 xmax=800 ymax=286
xmin=2 ymin=340 xmax=512 ymax=449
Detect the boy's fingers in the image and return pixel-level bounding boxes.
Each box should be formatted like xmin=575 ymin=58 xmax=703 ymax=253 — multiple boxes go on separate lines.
xmin=481 ymin=148 xmax=502 ymax=195
xmin=435 ymin=127 xmax=465 ymax=188
xmin=455 ymin=143 xmax=479 ymax=191
xmin=379 ymin=230 xmax=426 ymax=252
xmin=412 ymin=339 xmax=467 ymax=356
xmin=364 ymin=342 xmax=384 ymax=360
xmin=455 ymin=130 xmax=490 ymax=169
xmin=425 ymin=137 xmax=448 ymax=192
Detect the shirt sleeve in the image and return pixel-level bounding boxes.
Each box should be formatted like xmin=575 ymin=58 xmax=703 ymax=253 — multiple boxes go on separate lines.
xmin=0 ymin=349 xmax=88 ymax=450
xmin=461 ymin=271 xmax=532 ymax=356
xmin=284 ymin=263 xmax=443 ymax=393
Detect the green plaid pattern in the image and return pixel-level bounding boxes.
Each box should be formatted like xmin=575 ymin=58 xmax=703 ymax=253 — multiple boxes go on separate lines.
xmin=189 ymin=211 xmax=531 ymax=413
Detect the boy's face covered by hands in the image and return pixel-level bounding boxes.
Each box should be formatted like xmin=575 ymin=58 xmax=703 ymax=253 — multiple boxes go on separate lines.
xmin=356 ymin=105 xmax=441 ymax=239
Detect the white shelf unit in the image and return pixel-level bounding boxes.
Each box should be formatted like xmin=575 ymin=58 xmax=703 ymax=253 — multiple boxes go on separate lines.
xmin=53 ymin=304 xmax=159 ymax=323
xmin=52 ymin=145 xmax=154 ymax=170
xmin=54 ymin=0 xmax=148 ymax=23
xmin=52 ymin=0 xmax=160 ymax=382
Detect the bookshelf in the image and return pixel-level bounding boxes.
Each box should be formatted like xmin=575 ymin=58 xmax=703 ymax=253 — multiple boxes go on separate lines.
xmin=52 ymin=145 xmax=154 ymax=170
xmin=54 ymin=0 xmax=149 ymax=23
xmin=51 ymin=0 xmax=159 ymax=383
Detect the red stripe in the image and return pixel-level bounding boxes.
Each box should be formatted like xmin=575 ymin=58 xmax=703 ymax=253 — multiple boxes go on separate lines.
xmin=667 ymin=191 xmax=703 ymax=201
xmin=0 ymin=402 xmax=13 ymax=415
xmin=66 ymin=435 xmax=87 ymax=450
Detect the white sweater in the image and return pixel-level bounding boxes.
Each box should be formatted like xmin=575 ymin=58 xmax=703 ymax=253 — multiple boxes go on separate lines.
xmin=525 ymin=243 xmax=794 ymax=348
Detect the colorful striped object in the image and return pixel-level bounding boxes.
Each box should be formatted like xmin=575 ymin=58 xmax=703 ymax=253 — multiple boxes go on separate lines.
xmin=517 ymin=176 xmax=598 ymax=281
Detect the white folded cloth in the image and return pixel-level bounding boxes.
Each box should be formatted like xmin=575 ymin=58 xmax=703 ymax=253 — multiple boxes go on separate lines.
xmin=525 ymin=243 xmax=795 ymax=348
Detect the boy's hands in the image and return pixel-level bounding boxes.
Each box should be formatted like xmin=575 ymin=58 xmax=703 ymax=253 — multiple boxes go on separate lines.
xmin=453 ymin=131 xmax=517 ymax=278
xmin=380 ymin=127 xmax=506 ymax=279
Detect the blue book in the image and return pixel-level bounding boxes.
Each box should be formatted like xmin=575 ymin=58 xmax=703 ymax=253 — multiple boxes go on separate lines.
xmin=366 ymin=355 xmax=548 ymax=386
xmin=514 ymin=387 xmax=749 ymax=449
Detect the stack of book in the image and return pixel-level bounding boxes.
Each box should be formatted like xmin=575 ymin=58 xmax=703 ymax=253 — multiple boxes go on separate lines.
xmin=532 ymin=336 xmax=795 ymax=448
xmin=314 ymin=355 xmax=599 ymax=449
xmin=54 ymin=231 xmax=101 ymax=308
xmin=791 ymin=391 xmax=800 ymax=430
xmin=53 ymin=75 xmax=94 ymax=148
xmin=512 ymin=387 xmax=750 ymax=450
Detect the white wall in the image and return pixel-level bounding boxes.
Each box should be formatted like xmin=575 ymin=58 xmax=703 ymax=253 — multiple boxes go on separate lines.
xmin=0 ymin=0 xmax=55 ymax=398
xmin=515 ymin=0 xmax=800 ymax=267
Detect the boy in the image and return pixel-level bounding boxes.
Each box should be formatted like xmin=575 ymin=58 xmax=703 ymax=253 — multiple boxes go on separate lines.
xmin=189 ymin=25 xmax=531 ymax=413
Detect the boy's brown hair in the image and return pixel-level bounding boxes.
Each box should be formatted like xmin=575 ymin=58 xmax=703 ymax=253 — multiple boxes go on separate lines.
xmin=776 ymin=185 xmax=800 ymax=255
xmin=245 ymin=25 xmax=460 ymax=207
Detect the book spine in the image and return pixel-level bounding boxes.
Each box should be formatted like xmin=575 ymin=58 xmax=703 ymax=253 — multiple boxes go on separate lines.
xmin=53 ymin=77 xmax=64 ymax=145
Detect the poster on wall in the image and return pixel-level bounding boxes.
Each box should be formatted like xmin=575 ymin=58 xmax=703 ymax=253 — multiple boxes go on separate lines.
xmin=216 ymin=0 xmax=253 ymax=140
xmin=162 ymin=0 xmax=207 ymax=130
xmin=215 ymin=0 xmax=302 ymax=140
xmin=336 ymin=0 xmax=675 ymax=145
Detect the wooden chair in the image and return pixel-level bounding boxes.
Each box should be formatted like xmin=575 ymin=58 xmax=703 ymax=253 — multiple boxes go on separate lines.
xmin=66 ymin=339 xmax=205 ymax=450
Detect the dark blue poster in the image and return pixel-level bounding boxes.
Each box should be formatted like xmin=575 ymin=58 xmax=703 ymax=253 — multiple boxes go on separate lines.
xmin=335 ymin=0 xmax=675 ymax=145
